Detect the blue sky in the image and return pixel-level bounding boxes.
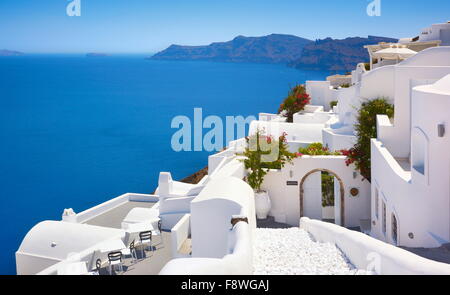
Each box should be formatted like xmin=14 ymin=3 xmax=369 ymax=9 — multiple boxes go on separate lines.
xmin=0 ymin=0 xmax=449 ymax=53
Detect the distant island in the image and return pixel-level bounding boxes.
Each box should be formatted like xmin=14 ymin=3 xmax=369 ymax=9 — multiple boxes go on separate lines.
xmin=86 ymin=53 xmax=108 ymax=57
xmin=150 ymin=34 xmax=312 ymax=64
xmin=150 ymin=34 xmax=397 ymax=72
xmin=0 ymin=50 xmax=24 ymax=56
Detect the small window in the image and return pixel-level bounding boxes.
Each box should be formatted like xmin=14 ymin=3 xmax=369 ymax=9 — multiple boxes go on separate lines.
xmin=392 ymin=214 xmax=398 ymax=245
xmin=375 ymin=188 xmax=379 ymax=219
xmin=382 ymin=202 xmax=387 ymax=235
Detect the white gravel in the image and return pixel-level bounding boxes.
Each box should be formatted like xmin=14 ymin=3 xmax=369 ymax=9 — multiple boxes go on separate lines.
xmin=253 ymin=228 xmax=373 ymax=275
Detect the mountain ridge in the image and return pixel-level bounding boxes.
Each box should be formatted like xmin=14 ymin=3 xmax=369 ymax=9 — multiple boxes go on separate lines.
xmin=150 ymin=34 xmax=313 ymax=64
xmin=150 ymin=34 xmax=398 ymax=71
xmin=288 ymin=35 xmax=398 ymax=71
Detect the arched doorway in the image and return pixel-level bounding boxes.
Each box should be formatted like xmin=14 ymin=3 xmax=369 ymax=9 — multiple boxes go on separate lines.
xmin=300 ymin=169 xmax=345 ymax=226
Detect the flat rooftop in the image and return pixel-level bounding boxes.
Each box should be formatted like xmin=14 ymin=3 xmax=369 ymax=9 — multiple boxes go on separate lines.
xmin=84 ymin=201 xmax=156 ymax=229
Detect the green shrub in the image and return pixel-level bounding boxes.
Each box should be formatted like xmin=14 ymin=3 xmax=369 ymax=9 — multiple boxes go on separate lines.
xmin=321 ymin=172 xmax=335 ymax=207
xmin=298 ymin=142 xmax=342 ymax=156
xmin=330 ymin=101 xmax=338 ymax=109
xmin=240 ymin=130 xmax=296 ymax=192
xmin=342 ymin=98 xmax=394 ymax=182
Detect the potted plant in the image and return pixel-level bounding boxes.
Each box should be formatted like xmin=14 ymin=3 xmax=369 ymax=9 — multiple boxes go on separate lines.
xmin=240 ymin=130 xmax=296 ymax=219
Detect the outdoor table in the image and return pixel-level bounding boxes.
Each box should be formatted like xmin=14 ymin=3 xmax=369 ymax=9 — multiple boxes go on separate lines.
xmin=97 ymin=239 xmax=127 ymax=254
xmin=123 ymin=222 xmax=154 ymax=234
xmin=57 ymin=262 xmax=88 ymax=275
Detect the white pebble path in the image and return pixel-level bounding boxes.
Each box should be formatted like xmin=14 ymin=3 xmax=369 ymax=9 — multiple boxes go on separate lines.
xmin=253 ymin=228 xmax=374 ymax=275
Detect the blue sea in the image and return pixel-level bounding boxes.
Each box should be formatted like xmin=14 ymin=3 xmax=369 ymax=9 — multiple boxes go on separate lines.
xmin=0 ymin=54 xmax=329 ymax=274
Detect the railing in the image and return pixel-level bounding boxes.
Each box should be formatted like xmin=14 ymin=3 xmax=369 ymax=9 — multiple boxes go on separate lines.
xmin=258 ymin=113 xmax=280 ymax=122
xmin=72 ymin=193 xmax=158 ymax=224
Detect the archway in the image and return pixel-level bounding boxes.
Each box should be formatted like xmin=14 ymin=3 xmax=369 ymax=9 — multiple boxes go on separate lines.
xmin=300 ymin=169 xmax=345 ymax=227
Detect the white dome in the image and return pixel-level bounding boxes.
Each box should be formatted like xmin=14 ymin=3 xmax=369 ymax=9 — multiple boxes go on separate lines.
xmin=17 ymin=221 xmax=124 ymax=260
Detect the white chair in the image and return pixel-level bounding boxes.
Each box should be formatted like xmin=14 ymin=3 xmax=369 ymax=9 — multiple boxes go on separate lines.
xmin=108 ymin=251 xmax=123 ymax=275
xmin=87 ymin=259 xmax=102 ymax=275
xmin=152 ymin=220 xmax=164 ymax=246
xmin=121 ymin=240 xmax=138 ymax=264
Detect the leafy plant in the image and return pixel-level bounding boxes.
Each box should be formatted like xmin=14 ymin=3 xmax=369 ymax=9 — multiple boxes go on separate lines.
xmin=340 ymin=83 xmax=351 ymax=88
xmin=278 ymin=84 xmax=311 ymax=123
xmin=240 ymin=130 xmax=296 ymax=192
xmin=298 ymin=142 xmax=343 ymax=156
xmin=342 ymin=98 xmax=394 ymax=182
xmin=321 ymin=172 xmax=335 ymax=207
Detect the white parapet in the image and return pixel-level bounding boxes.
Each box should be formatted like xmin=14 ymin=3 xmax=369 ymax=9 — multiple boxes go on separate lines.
xmin=300 ymin=217 xmax=450 ymax=275
xmin=170 ymin=214 xmax=191 ymax=258
xmin=159 ymin=221 xmax=253 ymax=275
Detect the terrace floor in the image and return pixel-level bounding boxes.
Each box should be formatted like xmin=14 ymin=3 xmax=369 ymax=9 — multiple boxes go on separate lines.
xmin=401 ymin=244 xmax=450 ymax=264
xmin=97 ymin=232 xmax=172 ymax=275
xmin=257 ymin=217 xmax=292 ymax=229
xmin=83 ymin=200 xmax=174 ymax=275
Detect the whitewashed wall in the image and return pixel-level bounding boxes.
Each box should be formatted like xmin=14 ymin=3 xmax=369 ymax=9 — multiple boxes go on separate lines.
xmin=306 ymin=81 xmax=339 ymax=111
xmin=301 ymin=218 xmax=450 ymax=275
xmin=261 ymin=156 xmax=371 ymax=228
xmin=371 ymin=74 xmax=450 ymax=248
xmin=170 ymin=214 xmax=191 ymax=258
xmin=190 ymin=177 xmax=256 ymax=258
xmin=159 ymin=221 xmax=253 ymax=275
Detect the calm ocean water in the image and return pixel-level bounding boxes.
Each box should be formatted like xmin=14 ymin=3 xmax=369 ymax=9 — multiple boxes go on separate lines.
xmin=0 ymin=54 xmax=329 ymax=274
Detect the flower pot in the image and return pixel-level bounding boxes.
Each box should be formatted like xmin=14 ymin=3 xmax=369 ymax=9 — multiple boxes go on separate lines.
xmin=255 ymin=191 xmax=271 ymax=220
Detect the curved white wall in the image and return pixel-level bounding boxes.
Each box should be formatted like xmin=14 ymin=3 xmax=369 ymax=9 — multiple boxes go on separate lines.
xmin=360 ymin=65 xmax=395 ymax=102
xmin=190 ymin=177 xmax=256 ymax=258
xmin=301 ymin=217 xmax=450 ymax=275
xmin=160 ymin=221 xmax=253 ymax=275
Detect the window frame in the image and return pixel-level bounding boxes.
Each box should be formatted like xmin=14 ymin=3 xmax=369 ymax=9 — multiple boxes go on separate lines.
xmin=382 ymin=201 xmax=387 ymax=236
xmin=392 ymin=213 xmax=398 ymax=245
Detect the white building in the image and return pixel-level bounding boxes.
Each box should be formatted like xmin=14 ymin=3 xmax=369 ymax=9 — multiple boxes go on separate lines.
xmin=371 ymin=74 xmax=450 ymax=248
xmin=417 ymin=21 xmax=450 ymax=45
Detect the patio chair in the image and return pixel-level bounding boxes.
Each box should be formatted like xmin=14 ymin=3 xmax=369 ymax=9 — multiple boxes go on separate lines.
xmin=152 ymin=220 xmax=164 ymax=246
xmin=139 ymin=231 xmax=153 ymax=256
xmin=108 ymin=251 xmax=123 ymax=275
xmin=88 ymin=259 xmax=102 ymax=275
xmin=121 ymin=240 xmax=138 ymax=263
